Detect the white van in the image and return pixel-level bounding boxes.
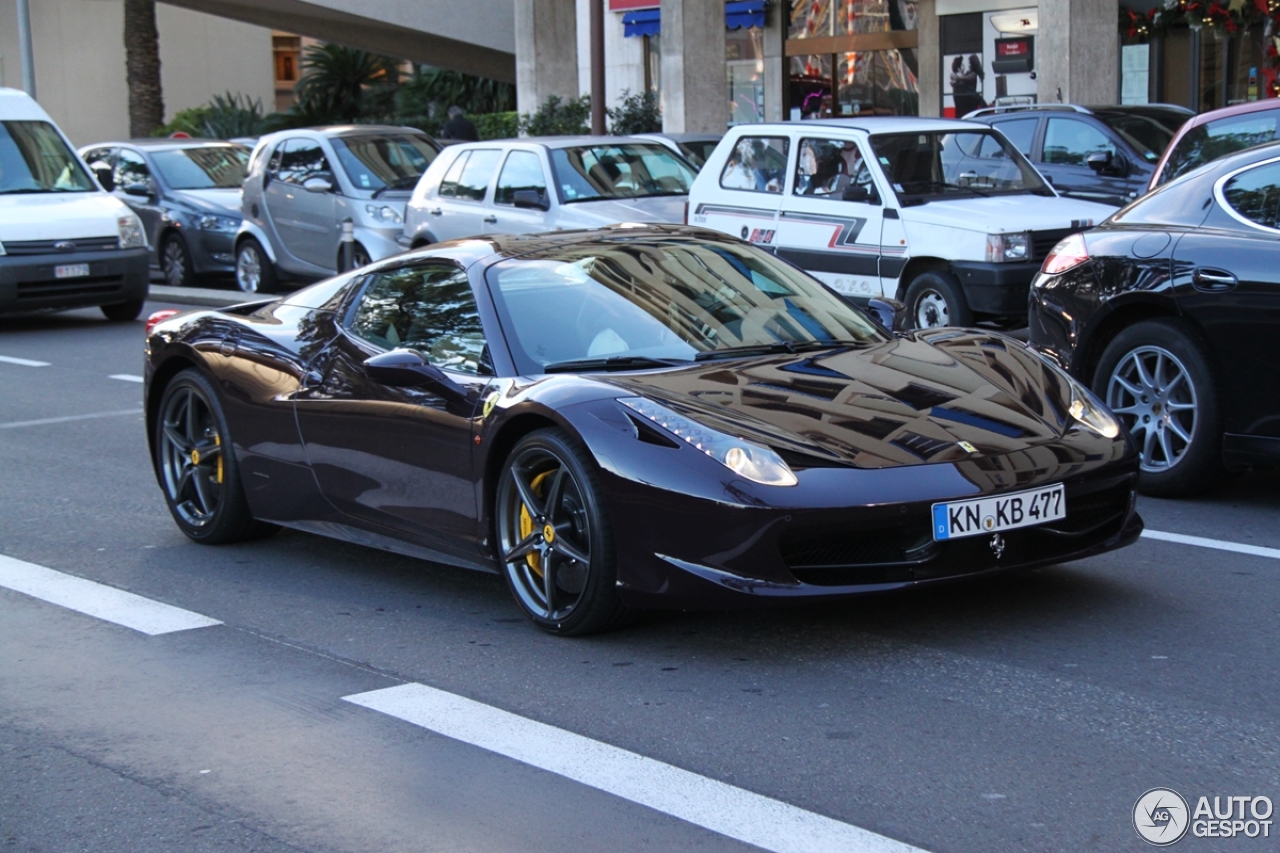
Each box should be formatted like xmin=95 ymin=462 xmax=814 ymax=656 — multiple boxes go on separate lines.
xmin=687 ymin=119 xmax=1116 ymax=328
xmin=0 ymin=88 xmax=149 ymax=319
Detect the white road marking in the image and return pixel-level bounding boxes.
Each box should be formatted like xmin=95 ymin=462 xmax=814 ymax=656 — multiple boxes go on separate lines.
xmin=344 ymin=683 xmax=928 ymax=853
xmin=0 ymin=409 xmax=144 ymax=430
xmin=1142 ymin=529 xmax=1280 ymax=561
xmin=0 ymin=355 xmax=50 ymax=367
xmin=0 ymin=555 xmax=221 ymax=635
xmin=109 ymin=374 xmax=144 ymax=383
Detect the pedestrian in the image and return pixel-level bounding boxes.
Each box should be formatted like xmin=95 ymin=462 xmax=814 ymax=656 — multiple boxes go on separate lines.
xmin=440 ymin=105 xmax=479 ymax=142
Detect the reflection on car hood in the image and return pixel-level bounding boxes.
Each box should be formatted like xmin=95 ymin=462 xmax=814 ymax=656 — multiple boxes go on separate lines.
xmin=0 ymin=192 xmax=131 ymax=241
xmin=171 ymin=188 xmax=243 ymax=217
xmin=563 ymin=196 xmax=687 ymax=227
xmin=902 ymin=194 xmax=1118 ymax=231
xmin=598 ymin=330 xmax=1078 ymax=470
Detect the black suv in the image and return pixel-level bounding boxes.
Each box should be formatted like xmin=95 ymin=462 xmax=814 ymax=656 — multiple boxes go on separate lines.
xmin=966 ymin=104 xmax=1192 ymax=207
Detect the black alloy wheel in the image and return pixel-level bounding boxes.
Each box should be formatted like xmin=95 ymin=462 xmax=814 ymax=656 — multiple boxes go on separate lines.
xmin=154 ymin=369 xmax=277 ymax=543
xmin=1093 ymin=318 xmax=1225 ymax=497
xmin=905 ymin=270 xmax=973 ymax=329
xmin=495 ymin=429 xmax=626 ymax=635
xmin=101 ymin=299 xmax=144 ymax=321
xmin=161 ymin=233 xmax=194 ymax=288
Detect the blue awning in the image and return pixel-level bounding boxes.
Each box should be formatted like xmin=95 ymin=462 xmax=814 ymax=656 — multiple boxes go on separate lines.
xmin=622 ymin=9 xmax=661 ymax=38
xmin=726 ymin=0 xmax=767 ymax=30
xmin=621 ymin=2 xmax=767 ymax=38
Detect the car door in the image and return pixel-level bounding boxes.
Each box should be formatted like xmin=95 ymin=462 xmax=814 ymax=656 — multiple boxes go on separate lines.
xmin=1039 ymin=117 xmax=1131 ymax=206
xmin=1170 ymin=157 xmax=1280 ymax=442
xmin=263 ymin=137 xmax=337 ymax=269
xmin=112 ymin=147 xmax=165 ymax=249
xmin=293 ymin=261 xmax=492 ymax=552
xmin=488 ymin=147 xmax=552 ymax=235
xmin=434 ymin=147 xmax=503 ymax=240
xmin=772 ymin=135 xmax=886 ymax=301
xmin=986 ymin=115 xmax=1039 ymax=162
xmin=689 ymin=133 xmax=788 ymax=251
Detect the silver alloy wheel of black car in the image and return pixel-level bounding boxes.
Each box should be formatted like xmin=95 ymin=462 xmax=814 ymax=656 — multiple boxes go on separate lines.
xmin=1105 ymin=344 xmax=1198 ymax=473
xmin=158 ymin=382 xmax=226 ymax=529
xmin=161 ymin=234 xmax=191 ymax=288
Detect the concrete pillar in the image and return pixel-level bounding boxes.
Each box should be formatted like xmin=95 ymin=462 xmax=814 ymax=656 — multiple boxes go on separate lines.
xmin=660 ymin=0 xmax=726 ymax=133
xmin=916 ymin=0 xmax=940 ymax=117
xmin=1038 ymin=0 xmax=1119 ymax=104
xmin=761 ymin=6 xmax=785 ymax=122
xmin=515 ymin=0 xmax=579 ymax=116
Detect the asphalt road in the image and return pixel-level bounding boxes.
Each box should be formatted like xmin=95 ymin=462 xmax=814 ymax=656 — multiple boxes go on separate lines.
xmin=1 ymin=304 xmax=1277 ymax=853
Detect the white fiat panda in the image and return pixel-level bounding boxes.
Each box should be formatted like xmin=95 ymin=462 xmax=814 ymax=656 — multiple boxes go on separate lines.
xmin=687 ymin=118 xmax=1116 ymax=328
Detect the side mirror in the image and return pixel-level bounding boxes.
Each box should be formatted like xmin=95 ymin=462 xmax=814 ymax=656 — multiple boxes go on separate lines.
xmin=363 ymin=348 xmax=471 ymax=401
xmin=1086 ymin=150 xmax=1114 ymax=173
xmin=866 ymin=297 xmax=910 ymax=333
xmin=512 ymin=189 xmax=549 ymax=211
xmin=122 ymin=181 xmax=152 ymax=197
xmin=841 ymin=182 xmax=879 ymax=204
xmin=302 ymin=176 xmax=334 ymax=193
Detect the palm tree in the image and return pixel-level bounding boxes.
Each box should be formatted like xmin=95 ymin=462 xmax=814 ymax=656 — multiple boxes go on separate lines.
xmin=294 ymin=44 xmax=402 ymax=124
xmin=124 ymin=0 xmax=164 ymax=137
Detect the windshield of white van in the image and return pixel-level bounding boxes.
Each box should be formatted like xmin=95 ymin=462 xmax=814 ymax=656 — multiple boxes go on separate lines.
xmin=0 ymin=121 xmax=95 ymax=194
xmin=869 ymin=130 xmax=1051 ymax=206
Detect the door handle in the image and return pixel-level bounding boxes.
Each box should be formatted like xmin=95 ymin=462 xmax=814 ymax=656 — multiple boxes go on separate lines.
xmin=429 ymin=207 xmax=442 ymax=216
xmin=1192 ymin=268 xmax=1238 ymax=291
xmin=483 ymin=215 xmax=498 ymax=224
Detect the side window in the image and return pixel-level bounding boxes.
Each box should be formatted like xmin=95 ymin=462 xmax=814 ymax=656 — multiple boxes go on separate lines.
xmin=991 ymin=118 xmax=1037 ymax=158
xmin=84 ymin=147 xmax=116 ymax=190
xmin=454 ymin=148 xmax=502 ymax=202
xmin=1043 ymin=118 xmax=1116 ymax=167
xmin=719 ymin=136 xmax=789 ymax=194
xmin=113 ymin=149 xmax=150 ymax=189
xmin=793 ymin=137 xmax=873 ymax=199
xmin=348 ymin=264 xmax=489 ymax=374
xmin=494 ymin=150 xmax=548 ymax=205
xmin=437 ymin=151 xmax=469 ymax=198
xmin=1221 ymin=161 xmax=1280 ymax=231
xmin=278 ymin=139 xmax=331 ymax=185
xmin=266 ymin=141 xmax=286 ymax=175
xmin=1163 ymin=113 xmax=1280 ymax=186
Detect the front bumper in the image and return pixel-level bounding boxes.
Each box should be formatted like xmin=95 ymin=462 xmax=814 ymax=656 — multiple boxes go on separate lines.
xmin=950 ymin=260 xmax=1041 ymax=316
xmin=0 ymin=247 xmax=150 ymax=313
xmin=356 ymin=226 xmax=406 ymax=262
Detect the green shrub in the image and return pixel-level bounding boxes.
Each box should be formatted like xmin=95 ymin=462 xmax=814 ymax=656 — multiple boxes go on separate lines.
xmin=608 ymin=89 xmax=661 ymax=135
xmin=474 ymin=111 xmax=519 ymax=140
xmin=153 ymin=106 xmax=210 ymax=138
xmin=519 ymin=95 xmax=591 ymax=137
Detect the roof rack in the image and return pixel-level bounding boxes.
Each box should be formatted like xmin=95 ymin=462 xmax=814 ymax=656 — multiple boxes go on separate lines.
xmin=962 ymin=103 xmax=1091 ymax=119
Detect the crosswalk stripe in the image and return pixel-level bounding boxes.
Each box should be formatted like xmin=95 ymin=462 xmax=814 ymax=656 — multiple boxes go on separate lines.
xmin=1142 ymin=529 xmax=1280 ymax=561
xmin=0 ymin=409 xmax=144 ymax=430
xmin=0 ymin=354 xmax=50 ymax=367
xmin=0 ymin=554 xmax=221 ymax=635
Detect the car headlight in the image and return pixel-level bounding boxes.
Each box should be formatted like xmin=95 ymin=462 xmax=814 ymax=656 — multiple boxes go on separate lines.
xmin=365 ymin=204 xmax=402 ymax=224
xmin=195 ymin=214 xmax=239 ymax=232
xmin=1068 ymin=380 xmax=1120 ymax=439
xmin=118 ymin=214 xmax=146 ymax=249
xmin=985 ymin=232 xmax=1029 ymax=263
xmin=619 ymin=397 xmax=798 ymax=486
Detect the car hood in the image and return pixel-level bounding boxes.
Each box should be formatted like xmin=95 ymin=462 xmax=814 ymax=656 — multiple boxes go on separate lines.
xmin=170 ymin=188 xmax=243 ymax=217
xmin=594 ymin=331 xmax=1077 ymax=470
xmin=562 ymin=196 xmax=687 ymax=226
xmin=901 ymin=194 xmax=1117 ymax=233
xmin=0 ymin=192 xmax=131 ymax=241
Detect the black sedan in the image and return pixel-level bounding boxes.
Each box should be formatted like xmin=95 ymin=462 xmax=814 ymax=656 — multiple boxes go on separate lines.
xmin=81 ymin=139 xmax=249 ymax=288
xmin=1030 ymin=141 xmax=1280 ymax=497
xmin=144 ymin=226 xmax=1141 ymax=634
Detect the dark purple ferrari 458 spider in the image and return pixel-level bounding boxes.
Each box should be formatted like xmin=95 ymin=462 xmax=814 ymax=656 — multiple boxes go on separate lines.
xmin=144 ymin=225 xmax=1141 ymax=634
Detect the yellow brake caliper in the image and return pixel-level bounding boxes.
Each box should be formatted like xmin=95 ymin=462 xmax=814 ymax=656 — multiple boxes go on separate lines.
xmin=214 ymin=433 xmax=223 ymax=484
xmin=518 ymin=470 xmax=552 ymax=577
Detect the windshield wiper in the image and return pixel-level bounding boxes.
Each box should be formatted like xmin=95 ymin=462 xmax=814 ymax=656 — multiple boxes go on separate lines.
xmin=542 ymin=355 xmax=690 ymax=373
xmin=372 ymin=176 xmax=420 ymax=198
xmin=694 ymin=340 xmax=864 ymax=361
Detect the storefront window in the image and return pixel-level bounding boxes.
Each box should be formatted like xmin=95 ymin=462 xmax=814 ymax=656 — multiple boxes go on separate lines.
xmin=836 ymin=49 xmax=918 ymax=116
xmin=791 ymin=55 xmax=833 ymax=119
xmin=727 ymin=27 xmax=766 ymax=124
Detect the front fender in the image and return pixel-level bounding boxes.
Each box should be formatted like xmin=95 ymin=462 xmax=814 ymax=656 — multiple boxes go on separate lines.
xmin=235 ymin=221 xmax=278 ymax=262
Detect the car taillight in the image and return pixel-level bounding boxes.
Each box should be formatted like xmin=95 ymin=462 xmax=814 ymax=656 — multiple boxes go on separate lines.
xmin=1041 ymin=233 xmax=1089 ymax=275
xmin=145 ymin=309 xmax=181 ymax=336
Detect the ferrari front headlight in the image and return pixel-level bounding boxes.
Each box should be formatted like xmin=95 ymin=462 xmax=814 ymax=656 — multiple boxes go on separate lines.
xmin=619 ymin=397 xmax=798 ymax=486
xmin=1068 ymin=380 xmax=1120 ymax=439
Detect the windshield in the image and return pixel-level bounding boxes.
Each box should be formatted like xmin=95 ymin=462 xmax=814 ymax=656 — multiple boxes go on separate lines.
xmin=0 ymin=121 xmax=95 ymax=194
xmin=486 ymin=238 xmax=887 ymax=374
xmin=331 ymin=134 xmax=440 ymax=192
xmin=1091 ymin=109 xmax=1186 ymax=162
xmin=678 ymin=140 xmax=719 ymax=168
xmin=549 ymin=144 xmax=697 ymax=203
xmin=1159 ymin=111 xmax=1280 ymax=186
xmin=868 ymin=130 xmax=1050 ymax=205
xmin=151 ymin=145 xmax=249 ymax=189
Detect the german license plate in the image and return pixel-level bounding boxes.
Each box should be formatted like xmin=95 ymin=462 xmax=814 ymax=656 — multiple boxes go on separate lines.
xmin=55 ymin=263 xmax=90 ymax=279
xmin=932 ymin=483 xmax=1065 ymax=541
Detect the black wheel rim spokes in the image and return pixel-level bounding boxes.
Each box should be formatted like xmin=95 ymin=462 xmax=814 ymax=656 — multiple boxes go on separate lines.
xmin=159 ymin=387 xmax=225 ymax=527
xmin=1106 ymin=345 xmax=1197 ymax=474
xmin=499 ymin=449 xmax=592 ymax=622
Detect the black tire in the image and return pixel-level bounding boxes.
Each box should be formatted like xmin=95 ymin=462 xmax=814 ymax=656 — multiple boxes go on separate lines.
xmin=160 ymin=232 xmax=195 ymax=288
xmin=235 ymin=238 xmax=277 ymax=294
xmin=495 ymin=428 xmax=627 ymax=636
xmin=154 ymin=369 xmax=278 ymax=543
xmin=101 ymin=299 xmax=144 ymax=321
xmin=904 ymin=270 xmax=973 ymax=329
xmin=1092 ymin=318 xmax=1225 ymax=497
xmin=352 ymin=243 xmax=371 ymax=269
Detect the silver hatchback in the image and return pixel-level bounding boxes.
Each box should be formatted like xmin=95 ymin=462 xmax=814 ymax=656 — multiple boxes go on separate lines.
xmin=235 ymin=125 xmax=440 ymax=292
